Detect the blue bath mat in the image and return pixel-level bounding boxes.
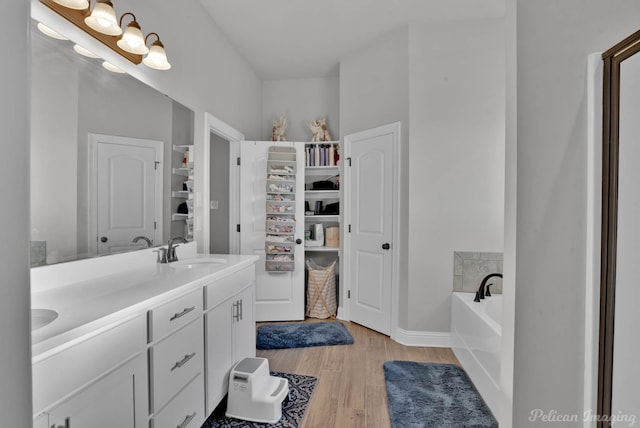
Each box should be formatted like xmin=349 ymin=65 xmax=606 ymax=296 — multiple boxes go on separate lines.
xmin=201 ymin=371 xmax=317 ymax=427
xmin=256 ymin=322 xmax=354 ymax=350
xmin=383 ymin=361 xmax=497 ymax=428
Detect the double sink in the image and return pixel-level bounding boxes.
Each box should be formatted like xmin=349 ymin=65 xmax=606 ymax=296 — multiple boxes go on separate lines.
xmin=31 ymin=257 xmax=227 ymax=331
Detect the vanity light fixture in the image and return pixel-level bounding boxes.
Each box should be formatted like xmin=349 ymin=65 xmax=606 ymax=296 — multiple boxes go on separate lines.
xmin=116 ymin=13 xmax=148 ymax=55
xmin=73 ymin=44 xmax=100 ymax=58
xmin=37 ymin=22 xmax=68 ymax=40
xmin=84 ymin=0 xmax=121 ymax=36
xmin=40 ymin=0 xmax=171 ymax=71
xmin=50 ymin=0 xmax=89 ymax=10
xmin=142 ymin=33 xmax=171 ymax=70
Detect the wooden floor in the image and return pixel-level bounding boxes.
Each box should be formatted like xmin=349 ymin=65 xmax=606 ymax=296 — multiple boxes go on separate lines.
xmin=256 ymin=319 xmax=460 ymax=428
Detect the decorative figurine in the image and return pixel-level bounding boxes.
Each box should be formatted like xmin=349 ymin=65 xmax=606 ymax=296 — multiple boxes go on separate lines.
xmin=308 ymin=118 xmax=332 ymax=142
xmin=272 ymin=113 xmax=287 ymax=141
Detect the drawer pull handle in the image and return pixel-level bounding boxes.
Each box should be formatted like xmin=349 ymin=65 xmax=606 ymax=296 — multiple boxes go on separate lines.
xmin=171 ymin=352 xmax=196 ymax=371
xmin=177 ymin=412 xmax=196 ymax=428
xmin=170 ymin=306 xmax=195 ymax=322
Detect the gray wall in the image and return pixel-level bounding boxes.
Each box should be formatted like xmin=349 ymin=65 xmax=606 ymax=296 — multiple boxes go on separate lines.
xmin=30 ymin=30 xmax=79 ymax=263
xmin=512 ymin=0 xmax=640 ymax=425
xmin=339 ymin=21 xmax=505 ymax=332
xmin=339 ymin=26 xmax=411 ymax=325
xmin=1 ymin=1 xmax=32 ymax=426
xmin=261 ymin=77 xmax=340 ymax=141
xmin=407 ymin=19 xmax=505 ymax=332
xmin=209 ymin=132 xmax=230 ymax=254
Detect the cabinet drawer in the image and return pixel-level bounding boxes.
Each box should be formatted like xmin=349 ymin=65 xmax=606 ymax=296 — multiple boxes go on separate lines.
xmin=148 ymin=288 xmax=202 ymax=342
xmin=149 ymin=319 xmax=203 ymax=412
xmin=32 ymin=315 xmax=145 ymax=415
xmin=205 ymin=267 xmax=255 ymax=310
xmin=151 ymin=374 xmax=204 ymax=428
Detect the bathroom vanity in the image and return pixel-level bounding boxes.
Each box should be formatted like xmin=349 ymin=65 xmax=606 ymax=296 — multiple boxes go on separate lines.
xmin=31 ymin=243 xmax=258 ymax=428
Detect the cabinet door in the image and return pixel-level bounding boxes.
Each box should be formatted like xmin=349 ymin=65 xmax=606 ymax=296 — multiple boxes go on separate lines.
xmin=48 ymin=354 xmax=146 ymax=428
xmin=204 ymin=299 xmax=233 ymax=414
xmin=234 ymin=285 xmax=256 ymax=363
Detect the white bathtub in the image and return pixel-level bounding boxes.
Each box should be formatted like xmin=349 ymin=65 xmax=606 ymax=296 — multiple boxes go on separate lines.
xmin=451 ymin=292 xmax=502 ymax=417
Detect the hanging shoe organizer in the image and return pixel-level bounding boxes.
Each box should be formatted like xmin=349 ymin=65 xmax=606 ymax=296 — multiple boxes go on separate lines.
xmin=265 ymin=146 xmax=297 ymax=272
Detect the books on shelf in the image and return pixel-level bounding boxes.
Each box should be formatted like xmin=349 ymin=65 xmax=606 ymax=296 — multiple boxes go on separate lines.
xmin=305 ymin=143 xmax=339 ymax=167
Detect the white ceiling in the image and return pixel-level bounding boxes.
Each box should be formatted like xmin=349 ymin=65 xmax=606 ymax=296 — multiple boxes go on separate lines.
xmin=199 ymin=0 xmax=505 ymax=80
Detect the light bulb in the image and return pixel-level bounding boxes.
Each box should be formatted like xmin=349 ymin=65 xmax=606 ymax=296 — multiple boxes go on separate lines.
xmin=73 ymin=44 xmax=100 ymax=58
xmin=37 ymin=23 xmax=68 ymax=40
xmin=102 ymin=61 xmax=125 ymax=73
xmin=142 ymin=40 xmax=171 ymax=70
xmin=117 ymin=20 xmax=149 ymax=55
xmin=85 ymin=1 xmax=122 ymax=36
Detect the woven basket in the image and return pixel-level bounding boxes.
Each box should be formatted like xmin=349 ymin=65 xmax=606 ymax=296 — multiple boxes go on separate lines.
xmin=305 ymin=259 xmax=337 ymax=319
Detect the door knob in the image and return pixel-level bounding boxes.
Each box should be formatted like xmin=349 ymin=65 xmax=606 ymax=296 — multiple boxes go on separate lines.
xmin=296 ymin=238 xmax=302 ymax=245
xmin=382 ymin=243 xmax=390 ymax=250
xmin=100 ymin=236 xmax=108 ymax=243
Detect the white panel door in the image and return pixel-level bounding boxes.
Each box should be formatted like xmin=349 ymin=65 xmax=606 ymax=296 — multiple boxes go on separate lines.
xmin=91 ymin=134 xmax=163 ymax=256
xmin=240 ymin=141 xmax=305 ymax=321
xmin=345 ymin=125 xmax=397 ymax=335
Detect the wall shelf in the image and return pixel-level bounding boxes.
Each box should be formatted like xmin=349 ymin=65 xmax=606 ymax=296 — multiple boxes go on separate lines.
xmin=171 ymin=191 xmax=190 ymax=199
xmin=172 ymin=213 xmax=189 ymax=221
xmin=304 ymin=215 xmax=339 ymax=221
xmin=304 ymin=246 xmax=340 ymax=253
xmin=172 ymin=167 xmax=191 ymax=177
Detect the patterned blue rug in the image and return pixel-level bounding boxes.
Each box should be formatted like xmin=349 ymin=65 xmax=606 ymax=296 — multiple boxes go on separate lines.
xmin=256 ymin=322 xmax=354 ymax=350
xmin=383 ymin=361 xmax=498 ymax=428
xmin=201 ymin=371 xmax=317 ymax=428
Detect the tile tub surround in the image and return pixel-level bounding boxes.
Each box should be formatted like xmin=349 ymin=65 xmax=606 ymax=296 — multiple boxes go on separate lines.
xmin=453 ymin=251 xmax=503 ymax=294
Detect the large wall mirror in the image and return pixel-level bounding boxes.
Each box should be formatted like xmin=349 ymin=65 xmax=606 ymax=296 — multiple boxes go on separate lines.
xmin=30 ymin=18 xmax=194 ymax=266
xmin=599 ymin=30 xmax=640 ymax=427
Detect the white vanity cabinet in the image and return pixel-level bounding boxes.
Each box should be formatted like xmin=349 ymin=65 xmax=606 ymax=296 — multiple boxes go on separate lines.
xmin=32 ymin=315 xmax=147 ymax=428
xmin=204 ymin=266 xmax=256 ymax=413
xmin=32 ymin=254 xmax=259 ymax=428
xmin=148 ymin=288 xmax=205 ymax=428
xmin=47 ymin=354 xmax=146 ymax=428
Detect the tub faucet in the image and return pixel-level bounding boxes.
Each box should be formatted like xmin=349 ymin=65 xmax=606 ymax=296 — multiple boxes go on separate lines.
xmin=474 ymin=273 xmax=503 ymax=302
xmin=131 ymin=235 xmax=153 ymax=248
xmin=167 ymin=237 xmax=188 ymax=262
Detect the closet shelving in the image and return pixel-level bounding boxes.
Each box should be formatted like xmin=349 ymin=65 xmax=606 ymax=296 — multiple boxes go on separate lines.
xmin=171 ymin=144 xmax=194 ymax=239
xmin=304 ymin=142 xmax=341 ymax=254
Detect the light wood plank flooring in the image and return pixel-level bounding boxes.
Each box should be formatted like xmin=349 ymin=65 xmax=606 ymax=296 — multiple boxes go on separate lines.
xmin=256 ymin=319 xmax=460 ymax=428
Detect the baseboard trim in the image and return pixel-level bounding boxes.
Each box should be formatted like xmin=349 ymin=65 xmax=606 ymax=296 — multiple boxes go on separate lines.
xmin=337 ymin=306 xmax=348 ymax=321
xmin=394 ymin=328 xmax=451 ymax=348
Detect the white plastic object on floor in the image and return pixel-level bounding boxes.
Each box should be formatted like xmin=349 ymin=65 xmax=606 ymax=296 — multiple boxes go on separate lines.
xmin=225 ymin=357 xmax=289 ymax=423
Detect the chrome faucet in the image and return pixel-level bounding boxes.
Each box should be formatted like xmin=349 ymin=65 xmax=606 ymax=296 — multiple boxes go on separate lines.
xmin=167 ymin=237 xmax=188 ymax=262
xmin=474 ymin=273 xmax=503 ymax=302
xmin=131 ymin=236 xmax=153 ymax=247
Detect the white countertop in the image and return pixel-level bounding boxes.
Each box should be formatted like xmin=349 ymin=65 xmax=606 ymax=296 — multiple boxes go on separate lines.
xmin=31 ymin=253 xmax=258 ymax=359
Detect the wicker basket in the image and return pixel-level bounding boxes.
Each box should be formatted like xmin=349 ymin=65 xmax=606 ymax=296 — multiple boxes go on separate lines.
xmin=305 ymin=259 xmax=337 ymax=319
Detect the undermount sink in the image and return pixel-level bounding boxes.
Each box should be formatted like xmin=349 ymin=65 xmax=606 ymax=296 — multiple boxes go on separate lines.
xmin=31 ymin=308 xmax=58 ymax=331
xmin=170 ymin=257 xmax=228 ymax=268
